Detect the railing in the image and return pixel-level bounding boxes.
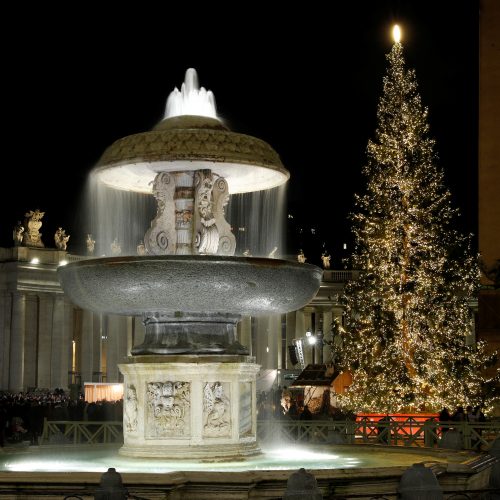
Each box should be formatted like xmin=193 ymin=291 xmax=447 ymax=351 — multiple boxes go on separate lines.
xmin=39 ymin=417 xmax=500 ymax=450
xmin=257 ymin=418 xmax=500 ymax=450
xmin=41 ymin=419 xmax=123 ymax=445
xmin=322 ymin=270 xmax=360 ymax=282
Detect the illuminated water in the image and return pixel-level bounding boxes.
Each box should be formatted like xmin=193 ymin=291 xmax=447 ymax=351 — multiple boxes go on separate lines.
xmin=1 ymin=444 xmax=448 ymax=474
xmin=85 ymin=176 xmax=286 ymax=258
xmin=164 ymin=68 xmax=217 ymax=119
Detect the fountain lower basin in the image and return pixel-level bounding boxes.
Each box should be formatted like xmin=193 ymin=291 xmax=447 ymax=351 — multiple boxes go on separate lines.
xmin=57 ymin=255 xmax=321 ymax=317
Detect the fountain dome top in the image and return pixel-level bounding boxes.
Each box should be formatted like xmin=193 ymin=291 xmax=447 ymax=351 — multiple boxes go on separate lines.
xmin=93 ymin=70 xmax=289 ymax=194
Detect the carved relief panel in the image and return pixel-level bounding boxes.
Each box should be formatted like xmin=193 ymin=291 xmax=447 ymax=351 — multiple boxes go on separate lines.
xmin=146 ymin=381 xmax=191 ymax=438
xmin=202 ymin=381 xmax=231 ymax=438
xmin=124 ymin=384 xmax=138 ymax=433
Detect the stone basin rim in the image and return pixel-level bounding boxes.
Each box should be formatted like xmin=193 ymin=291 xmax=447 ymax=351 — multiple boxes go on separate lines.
xmin=61 ymin=254 xmax=320 ymax=269
xmin=57 ymin=255 xmax=323 ymax=318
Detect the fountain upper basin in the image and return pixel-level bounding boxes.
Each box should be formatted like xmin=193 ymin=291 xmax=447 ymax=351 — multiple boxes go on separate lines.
xmin=57 ymin=255 xmax=322 ymax=317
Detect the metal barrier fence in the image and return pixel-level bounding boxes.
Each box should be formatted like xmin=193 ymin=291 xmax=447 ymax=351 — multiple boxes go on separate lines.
xmin=41 ymin=419 xmax=123 ymax=445
xmin=256 ymin=418 xmax=500 ymax=450
xmin=40 ymin=417 xmax=500 ymax=449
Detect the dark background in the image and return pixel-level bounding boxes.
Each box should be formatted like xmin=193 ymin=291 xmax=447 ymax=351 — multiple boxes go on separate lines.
xmin=1 ymin=1 xmax=478 ymax=267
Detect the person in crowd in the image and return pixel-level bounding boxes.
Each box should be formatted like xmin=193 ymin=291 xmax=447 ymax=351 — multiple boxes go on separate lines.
xmin=451 ymin=406 xmax=466 ymax=422
xmin=300 ymin=404 xmax=313 ymax=421
xmin=438 ymin=407 xmax=451 ymax=435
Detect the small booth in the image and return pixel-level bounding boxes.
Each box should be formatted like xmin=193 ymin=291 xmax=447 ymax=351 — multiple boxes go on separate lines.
xmin=84 ymin=382 xmax=124 ymax=403
xmin=290 ymin=364 xmax=346 ymax=415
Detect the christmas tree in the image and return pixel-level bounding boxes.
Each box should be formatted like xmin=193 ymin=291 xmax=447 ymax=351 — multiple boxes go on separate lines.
xmin=337 ymin=30 xmax=499 ymax=413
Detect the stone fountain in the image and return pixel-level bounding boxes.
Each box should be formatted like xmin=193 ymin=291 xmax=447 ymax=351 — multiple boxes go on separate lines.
xmin=58 ymin=69 xmax=322 ymax=460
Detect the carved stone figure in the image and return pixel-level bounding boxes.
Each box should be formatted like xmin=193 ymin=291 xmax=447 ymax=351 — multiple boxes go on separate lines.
xmin=86 ymin=234 xmax=96 ymax=255
xmin=146 ymin=381 xmax=190 ymax=438
xmin=321 ymin=252 xmax=331 ymax=269
xmin=124 ymin=385 xmax=138 ymax=432
xmin=194 ymin=170 xmax=236 ymax=256
xmin=22 ymin=209 xmax=45 ymax=248
xmin=297 ymin=249 xmax=306 ymax=264
xmin=211 ymin=176 xmax=236 ymax=255
xmin=110 ymin=238 xmax=122 ymax=256
xmin=54 ymin=227 xmax=70 ymax=251
xmin=195 ymin=170 xmax=219 ymax=254
xmin=243 ymin=249 xmax=252 ymax=257
xmin=203 ymin=381 xmax=231 ymax=437
xmin=144 ymin=172 xmax=177 ymax=255
xmin=13 ymin=221 xmax=24 ymax=246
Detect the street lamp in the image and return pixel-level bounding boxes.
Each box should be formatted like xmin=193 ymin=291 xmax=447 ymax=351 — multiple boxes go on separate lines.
xmin=306 ymin=331 xmax=316 ymax=364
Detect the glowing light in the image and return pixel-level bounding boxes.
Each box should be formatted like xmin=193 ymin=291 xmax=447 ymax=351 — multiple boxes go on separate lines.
xmin=71 ymin=340 xmax=76 ymax=372
xmin=59 ymin=260 xmax=68 ymax=266
xmin=393 ymin=25 xmax=401 ymax=43
xmin=30 ymin=258 xmax=40 ymax=264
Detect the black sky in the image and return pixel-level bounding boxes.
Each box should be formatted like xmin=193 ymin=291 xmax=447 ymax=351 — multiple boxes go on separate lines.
xmin=1 ymin=1 xmax=478 ymax=267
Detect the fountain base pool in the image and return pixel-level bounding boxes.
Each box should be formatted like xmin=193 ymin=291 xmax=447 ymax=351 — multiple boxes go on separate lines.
xmin=0 ymin=443 xmax=493 ymax=498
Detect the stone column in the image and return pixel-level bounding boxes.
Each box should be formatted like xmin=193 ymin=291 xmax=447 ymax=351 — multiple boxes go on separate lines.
xmin=295 ymin=310 xmax=305 ymax=339
xmin=255 ymin=315 xmax=280 ymax=370
xmin=270 ymin=314 xmax=281 ymax=370
xmin=9 ymin=292 xmax=26 ymax=391
xmin=106 ymin=315 xmax=128 ymax=382
xmin=0 ymin=292 xmax=12 ymax=389
xmin=24 ymin=294 xmax=39 ymax=389
xmin=295 ymin=309 xmax=306 ymax=366
xmin=92 ymin=314 xmax=103 ymax=382
xmin=50 ymin=295 xmax=71 ymax=388
xmin=80 ymin=309 xmax=94 ymax=383
xmin=254 ymin=317 xmax=269 ymax=369
xmin=285 ymin=312 xmax=297 ymax=369
xmin=303 ymin=310 xmax=314 ymax=365
xmin=106 ymin=315 xmax=119 ymax=382
xmin=321 ymin=310 xmax=332 ymax=365
xmin=37 ymin=293 xmax=53 ymax=389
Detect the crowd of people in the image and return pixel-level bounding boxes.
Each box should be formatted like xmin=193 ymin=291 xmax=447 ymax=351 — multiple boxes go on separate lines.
xmin=1 ymin=388 xmax=493 ymax=449
xmin=0 ymin=390 xmax=122 ymax=447
xmin=439 ymin=405 xmax=486 ymax=424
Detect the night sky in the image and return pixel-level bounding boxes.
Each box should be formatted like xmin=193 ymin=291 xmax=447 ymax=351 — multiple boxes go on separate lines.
xmin=1 ymin=2 xmax=478 ymax=267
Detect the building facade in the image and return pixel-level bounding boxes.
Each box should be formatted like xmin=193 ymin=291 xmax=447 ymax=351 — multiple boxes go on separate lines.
xmin=478 ymin=0 xmax=500 ymax=374
xmin=0 ymin=245 xmax=348 ymax=392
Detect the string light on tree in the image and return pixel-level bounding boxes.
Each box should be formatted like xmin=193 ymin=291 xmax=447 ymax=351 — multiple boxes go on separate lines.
xmin=336 ymin=26 xmax=500 ymax=414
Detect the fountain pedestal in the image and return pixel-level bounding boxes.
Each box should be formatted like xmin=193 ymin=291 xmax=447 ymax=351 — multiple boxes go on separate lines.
xmin=119 ymin=355 xmax=260 ymax=459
